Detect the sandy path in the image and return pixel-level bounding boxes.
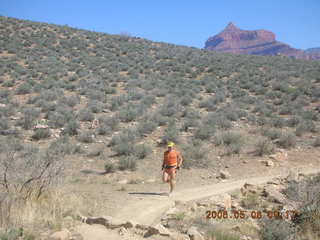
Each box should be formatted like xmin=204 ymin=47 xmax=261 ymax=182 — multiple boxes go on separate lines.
xmin=77 ymin=166 xmax=320 ymax=239
xmin=114 ymin=167 xmax=319 ymax=225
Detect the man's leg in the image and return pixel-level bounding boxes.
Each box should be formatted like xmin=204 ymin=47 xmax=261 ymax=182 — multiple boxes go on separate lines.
xmin=169 ymin=170 xmax=176 ymax=193
xmin=162 ymin=171 xmax=170 ymax=183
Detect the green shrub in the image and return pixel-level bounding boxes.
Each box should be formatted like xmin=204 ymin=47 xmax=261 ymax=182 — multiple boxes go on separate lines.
xmin=295 ymin=120 xmax=317 ymax=136
xmin=161 ymin=121 xmax=180 ymax=144
xmin=32 ymin=128 xmax=51 ymax=140
xmin=78 ymin=108 xmax=94 ymax=122
xmin=112 ymin=142 xmax=134 ymax=156
xmin=259 ymin=220 xmax=293 ymax=240
xmin=136 ymin=120 xmax=157 ymax=136
xmin=194 ymin=123 xmax=215 ymax=140
xmin=255 ymin=139 xmax=275 ymax=156
xmin=77 ymin=130 xmax=94 ymax=143
xmin=16 ymin=82 xmax=32 ymax=95
xmin=0 ymin=116 xmax=10 ymax=130
xmin=241 ymin=192 xmax=259 ymax=208
xmin=207 ymin=229 xmax=240 ymax=240
xmin=313 ymin=137 xmax=320 ymax=147
xmin=261 ymin=128 xmax=282 ymax=140
xmin=133 ymin=144 xmax=151 ymax=159
xmin=278 ymin=132 xmax=296 ymax=149
xmin=182 ymin=141 xmax=208 ymax=168
xmin=104 ymin=162 xmax=117 ymax=173
xmin=20 ymin=107 xmax=40 ymax=130
xmin=118 ymin=155 xmax=137 ymax=171
xmin=62 ymin=120 xmax=79 ymax=136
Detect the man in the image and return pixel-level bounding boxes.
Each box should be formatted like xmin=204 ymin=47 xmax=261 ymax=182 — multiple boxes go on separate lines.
xmin=162 ymin=141 xmax=183 ymax=195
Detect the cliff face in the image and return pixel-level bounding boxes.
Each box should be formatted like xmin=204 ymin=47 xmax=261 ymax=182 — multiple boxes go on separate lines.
xmin=205 ymin=23 xmax=310 ymax=59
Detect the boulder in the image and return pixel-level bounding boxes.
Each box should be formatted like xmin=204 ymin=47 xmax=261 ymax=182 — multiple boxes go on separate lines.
xmin=269 ymin=151 xmax=288 ymax=161
xmin=187 ymin=226 xmax=204 ymax=240
xmin=266 ymin=160 xmax=274 ymax=167
xmin=117 ymin=179 xmax=129 ymax=184
xmin=220 ymin=170 xmax=231 ymax=179
xmin=49 ymin=229 xmax=71 ymax=240
xmin=223 ymin=194 xmax=232 ymax=210
xmin=263 ymin=185 xmax=286 ymax=204
xmin=170 ymin=233 xmax=191 ymax=240
xmin=286 ymin=170 xmax=299 ymax=183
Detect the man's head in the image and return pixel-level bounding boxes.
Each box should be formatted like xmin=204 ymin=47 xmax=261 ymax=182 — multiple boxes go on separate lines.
xmin=167 ymin=141 xmax=174 ymax=151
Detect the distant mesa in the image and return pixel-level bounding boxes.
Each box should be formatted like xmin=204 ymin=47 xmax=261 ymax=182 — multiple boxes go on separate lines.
xmin=205 ymin=22 xmax=317 ymax=60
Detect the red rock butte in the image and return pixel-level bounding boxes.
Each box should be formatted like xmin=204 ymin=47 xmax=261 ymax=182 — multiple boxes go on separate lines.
xmin=205 ymin=22 xmax=310 ymax=59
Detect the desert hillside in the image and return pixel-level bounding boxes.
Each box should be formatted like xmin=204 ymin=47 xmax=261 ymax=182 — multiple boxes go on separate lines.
xmin=0 ymin=16 xmax=319 ymax=240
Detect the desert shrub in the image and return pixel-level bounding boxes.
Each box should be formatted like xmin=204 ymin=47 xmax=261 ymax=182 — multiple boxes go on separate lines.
xmin=181 ymin=118 xmax=199 ymax=132
xmin=241 ymin=192 xmax=259 ymax=208
xmin=293 ymin=191 xmax=320 ymax=238
xmin=136 ymin=120 xmax=157 ymax=136
xmin=215 ymin=131 xmax=245 ymax=146
xmin=207 ymin=229 xmax=240 ymax=240
xmin=286 ymin=116 xmax=300 ymax=127
xmin=15 ymin=82 xmax=32 ymax=95
xmin=117 ymin=105 xmax=141 ymax=122
xmin=194 ymin=123 xmax=215 ymax=140
xmin=0 ymin=137 xmax=65 ymax=226
xmin=98 ymin=116 xmax=119 ymax=131
xmin=271 ymin=117 xmax=285 ymax=128
xmin=3 ymin=80 xmax=15 ymax=87
xmin=32 ymin=128 xmax=51 ymax=140
xmin=278 ymin=132 xmax=296 ymax=149
xmin=206 ymin=113 xmax=232 ymax=130
xmin=118 ymin=155 xmax=137 ymax=171
xmin=109 ymin=129 xmax=138 ymax=147
xmin=104 ymin=162 xmax=117 ymax=173
xmin=182 ymin=140 xmax=208 ymax=168
xmin=198 ymin=98 xmax=217 ymax=111
xmin=87 ymin=146 xmax=104 ymax=158
xmin=62 ymin=120 xmax=79 ymax=136
xmin=112 ymin=142 xmax=134 ymax=156
xmin=77 ymin=130 xmax=94 ymax=143
xmin=20 ymin=107 xmax=40 ymax=130
xmin=58 ymin=95 xmax=79 ymax=107
xmin=78 ymin=108 xmax=94 ymax=122
xmin=0 ymin=117 xmax=10 ymax=130
xmin=87 ymin=100 xmax=104 ymax=113
xmin=215 ymin=131 xmax=245 ymax=155
xmin=150 ymin=112 xmax=168 ymax=126
xmin=161 ymin=121 xmax=180 ymax=144
xmin=255 ymin=139 xmax=275 ymax=156
xmin=260 ymin=220 xmax=293 ymax=240
xmin=295 ymin=120 xmax=317 ymax=136
xmin=261 ymin=128 xmax=282 ymax=140
xmin=179 ymin=95 xmax=193 ymax=106
xmin=133 ymin=144 xmax=151 ymax=159
xmin=96 ymin=124 xmax=111 ymax=136
xmin=313 ymin=137 xmax=320 ymax=147
xmin=299 ymin=110 xmax=318 ymax=121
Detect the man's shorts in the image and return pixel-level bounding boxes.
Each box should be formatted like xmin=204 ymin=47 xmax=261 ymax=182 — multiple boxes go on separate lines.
xmin=164 ymin=165 xmax=177 ymax=175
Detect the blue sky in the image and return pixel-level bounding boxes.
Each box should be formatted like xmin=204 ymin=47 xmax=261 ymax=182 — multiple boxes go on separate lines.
xmin=1 ymin=0 xmax=319 ymax=49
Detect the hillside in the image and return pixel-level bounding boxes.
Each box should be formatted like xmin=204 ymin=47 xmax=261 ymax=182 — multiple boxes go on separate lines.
xmin=205 ymin=23 xmax=317 ymax=60
xmin=0 ymin=16 xmax=320 ymax=239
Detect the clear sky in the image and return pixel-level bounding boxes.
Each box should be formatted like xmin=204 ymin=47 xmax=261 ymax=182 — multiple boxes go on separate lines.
xmin=1 ymin=0 xmax=319 ymax=50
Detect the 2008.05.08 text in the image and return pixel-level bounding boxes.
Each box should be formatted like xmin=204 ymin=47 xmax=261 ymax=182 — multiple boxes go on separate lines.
xmin=206 ymin=210 xmax=298 ymax=220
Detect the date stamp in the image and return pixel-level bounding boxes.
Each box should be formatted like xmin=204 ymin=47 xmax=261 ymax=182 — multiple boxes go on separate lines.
xmin=206 ymin=209 xmax=298 ymax=220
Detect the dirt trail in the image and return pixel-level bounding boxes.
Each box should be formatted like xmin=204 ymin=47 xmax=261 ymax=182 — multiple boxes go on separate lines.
xmin=77 ymin=166 xmax=320 ymax=239
xmin=114 ymin=166 xmax=319 ymax=225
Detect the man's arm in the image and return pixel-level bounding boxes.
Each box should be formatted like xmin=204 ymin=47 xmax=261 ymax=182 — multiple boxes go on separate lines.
xmin=177 ymin=152 xmax=183 ymax=168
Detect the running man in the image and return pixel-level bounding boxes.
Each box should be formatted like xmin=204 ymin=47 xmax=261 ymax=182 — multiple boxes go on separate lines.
xmin=162 ymin=141 xmax=183 ymax=195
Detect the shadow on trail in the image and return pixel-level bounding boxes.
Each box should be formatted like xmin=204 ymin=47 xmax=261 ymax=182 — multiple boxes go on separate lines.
xmin=128 ymin=192 xmax=168 ymax=196
xmin=80 ymin=169 xmax=106 ymax=175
